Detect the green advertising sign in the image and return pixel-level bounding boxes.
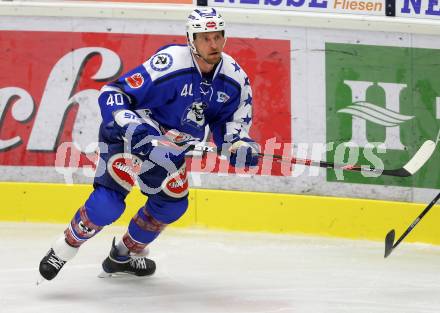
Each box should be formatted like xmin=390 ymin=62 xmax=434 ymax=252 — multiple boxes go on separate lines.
xmin=326 ymin=43 xmax=440 ymax=188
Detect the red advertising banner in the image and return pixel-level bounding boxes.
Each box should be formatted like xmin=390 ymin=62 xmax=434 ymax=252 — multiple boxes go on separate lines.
xmin=0 ymin=31 xmax=291 ymax=175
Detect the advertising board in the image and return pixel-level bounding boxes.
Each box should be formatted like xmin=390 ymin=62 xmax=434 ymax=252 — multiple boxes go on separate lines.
xmin=208 ymin=0 xmax=385 ymax=15
xmin=0 ymin=31 xmax=291 ymax=176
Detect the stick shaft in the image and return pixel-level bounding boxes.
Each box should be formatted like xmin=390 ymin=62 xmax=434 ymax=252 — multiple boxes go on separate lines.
xmin=392 ymin=192 xmax=440 ymax=250
xmin=153 ymin=139 xmax=432 ymax=177
xmin=191 ymin=145 xmax=406 ymax=176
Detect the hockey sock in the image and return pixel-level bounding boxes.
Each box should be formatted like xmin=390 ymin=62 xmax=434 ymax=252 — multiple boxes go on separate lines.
xmin=64 ymin=206 xmax=104 ymax=247
xmin=122 ymin=206 xmax=167 ymax=254
xmin=115 ymin=240 xmax=130 ymax=256
xmin=52 ymin=234 xmax=78 ymax=261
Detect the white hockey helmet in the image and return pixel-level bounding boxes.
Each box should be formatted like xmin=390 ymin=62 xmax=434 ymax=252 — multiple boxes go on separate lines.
xmin=186 ymin=8 xmax=226 ymax=54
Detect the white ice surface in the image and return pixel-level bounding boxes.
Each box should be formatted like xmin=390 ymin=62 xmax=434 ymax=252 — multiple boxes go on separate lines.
xmin=1 ymin=222 xmax=440 ymax=313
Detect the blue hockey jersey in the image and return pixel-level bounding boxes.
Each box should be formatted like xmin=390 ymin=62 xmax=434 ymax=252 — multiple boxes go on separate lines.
xmin=98 ymin=44 xmax=253 ymax=148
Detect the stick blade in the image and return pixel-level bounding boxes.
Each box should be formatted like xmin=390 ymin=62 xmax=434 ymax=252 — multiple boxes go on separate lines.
xmin=384 ymin=229 xmax=395 ymax=258
xmin=403 ymin=140 xmax=436 ymax=175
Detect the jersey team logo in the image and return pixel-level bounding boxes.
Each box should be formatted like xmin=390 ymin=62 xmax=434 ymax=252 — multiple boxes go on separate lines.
xmin=182 ymin=101 xmax=207 ymax=130
xmin=150 ymin=53 xmax=173 ymax=72
xmin=125 ymin=73 xmax=144 ymax=89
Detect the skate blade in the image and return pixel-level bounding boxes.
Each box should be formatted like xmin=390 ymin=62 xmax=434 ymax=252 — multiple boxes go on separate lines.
xmin=36 ymin=275 xmax=46 ymax=286
xmin=97 ymin=271 xmax=128 ymax=278
xmin=98 ymin=271 xmax=142 ymax=279
xmin=98 ymin=271 xmax=113 ymax=278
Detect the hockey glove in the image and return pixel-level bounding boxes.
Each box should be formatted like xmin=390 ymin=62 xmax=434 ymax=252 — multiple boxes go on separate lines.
xmin=227 ymin=138 xmax=260 ymax=168
xmin=113 ymin=110 xmax=161 ymax=156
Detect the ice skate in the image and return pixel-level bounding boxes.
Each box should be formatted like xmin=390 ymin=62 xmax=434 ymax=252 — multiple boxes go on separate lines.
xmin=38 ymin=248 xmax=67 ymax=282
xmin=37 ymin=235 xmax=78 ymax=283
xmin=98 ymin=237 xmax=156 ymax=278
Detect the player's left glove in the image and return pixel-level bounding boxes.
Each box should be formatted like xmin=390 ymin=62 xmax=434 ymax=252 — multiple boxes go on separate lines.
xmin=227 ymin=138 xmax=260 ymax=168
xmin=113 ymin=110 xmax=161 ymax=156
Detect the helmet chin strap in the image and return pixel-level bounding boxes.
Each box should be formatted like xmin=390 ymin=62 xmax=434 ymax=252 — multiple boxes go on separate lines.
xmin=192 ymin=49 xmax=220 ymax=72
xmin=187 ymin=39 xmax=210 ymax=65
xmin=194 ymin=52 xmax=211 ymax=66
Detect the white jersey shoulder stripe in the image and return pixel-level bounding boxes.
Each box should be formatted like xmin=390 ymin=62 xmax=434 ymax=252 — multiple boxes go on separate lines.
xmin=220 ymin=53 xmax=253 ymax=142
xmin=219 ymin=52 xmax=249 ymax=87
xmin=143 ymin=45 xmax=193 ymax=82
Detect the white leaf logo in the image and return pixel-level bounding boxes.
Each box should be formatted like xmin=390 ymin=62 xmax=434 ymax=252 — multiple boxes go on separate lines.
xmin=338 ymin=101 xmax=414 ymax=126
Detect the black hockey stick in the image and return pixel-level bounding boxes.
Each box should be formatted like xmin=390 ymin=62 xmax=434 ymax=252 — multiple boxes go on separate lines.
xmin=384 ymin=191 xmax=440 ymax=258
xmin=152 ymin=139 xmax=436 ymax=178
xmin=258 ymin=140 xmax=435 ymax=177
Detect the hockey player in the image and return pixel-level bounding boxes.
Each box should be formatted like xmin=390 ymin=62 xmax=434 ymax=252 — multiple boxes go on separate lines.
xmin=38 ymin=7 xmax=259 ymax=280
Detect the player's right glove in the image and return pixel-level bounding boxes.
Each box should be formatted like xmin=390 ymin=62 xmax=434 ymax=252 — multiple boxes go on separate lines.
xmin=111 ymin=109 xmax=161 ymax=155
xmin=227 ymin=138 xmax=260 ymax=168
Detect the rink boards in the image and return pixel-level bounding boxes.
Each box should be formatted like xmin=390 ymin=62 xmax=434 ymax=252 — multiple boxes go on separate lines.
xmin=1 ymin=182 xmax=439 ymax=245
xmin=1 ymin=4 xmax=440 ymax=246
